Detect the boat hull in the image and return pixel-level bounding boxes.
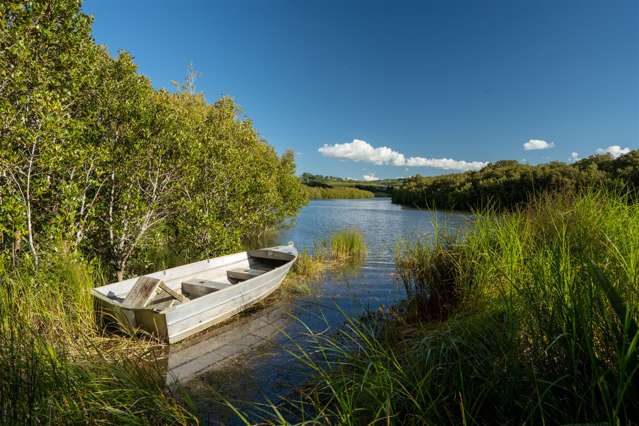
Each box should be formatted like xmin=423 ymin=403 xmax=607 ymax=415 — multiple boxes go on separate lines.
xmin=92 ymin=245 xmax=296 ymax=343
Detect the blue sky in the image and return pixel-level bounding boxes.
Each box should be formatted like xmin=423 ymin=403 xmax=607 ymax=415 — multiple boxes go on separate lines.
xmin=83 ymin=0 xmax=638 ymax=180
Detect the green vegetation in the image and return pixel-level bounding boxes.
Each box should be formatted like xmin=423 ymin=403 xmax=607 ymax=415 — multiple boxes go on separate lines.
xmin=0 ymin=0 xmax=306 ymax=280
xmin=302 ymin=184 xmax=375 ymax=200
xmin=330 ymin=229 xmax=367 ymax=261
xmin=301 ymin=173 xmax=402 ymax=198
xmin=0 ymin=1 xmax=305 ymax=423
xmin=247 ymin=191 xmax=639 ymax=424
xmin=0 ymin=248 xmax=196 ymax=424
xmin=281 ymin=249 xmax=327 ymax=295
xmin=282 ymin=230 xmax=367 ymax=295
xmin=392 ymin=152 xmax=639 ymax=210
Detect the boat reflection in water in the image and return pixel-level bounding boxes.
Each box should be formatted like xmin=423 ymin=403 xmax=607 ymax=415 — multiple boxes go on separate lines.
xmin=162 ymin=300 xmax=292 ymax=387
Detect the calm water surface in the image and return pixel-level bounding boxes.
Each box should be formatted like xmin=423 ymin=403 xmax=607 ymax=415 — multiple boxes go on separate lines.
xmin=168 ymin=198 xmax=470 ymax=424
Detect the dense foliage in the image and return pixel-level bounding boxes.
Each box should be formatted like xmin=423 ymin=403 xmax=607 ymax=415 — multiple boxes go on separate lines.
xmin=301 ymin=172 xmax=352 ymax=185
xmin=0 ymin=0 xmax=306 ymax=280
xmin=392 ymin=152 xmax=639 ymax=210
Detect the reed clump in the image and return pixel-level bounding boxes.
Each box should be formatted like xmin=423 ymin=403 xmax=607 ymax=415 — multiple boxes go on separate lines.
xmin=249 ymin=190 xmax=639 ymax=425
xmin=395 ymin=231 xmax=464 ymax=321
xmin=330 ymin=229 xmax=367 ymax=261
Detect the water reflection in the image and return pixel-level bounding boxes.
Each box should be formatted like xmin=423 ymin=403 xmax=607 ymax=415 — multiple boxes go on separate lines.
xmin=163 ymin=302 xmax=292 ymax=387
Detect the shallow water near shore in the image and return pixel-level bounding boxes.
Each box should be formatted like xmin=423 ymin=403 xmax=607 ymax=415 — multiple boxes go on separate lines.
xmin=166 ymin=198 xmax=470 ymax=424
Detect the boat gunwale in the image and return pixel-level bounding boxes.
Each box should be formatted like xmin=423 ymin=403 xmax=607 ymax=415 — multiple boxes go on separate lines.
xmin=91 ymin=245 xmax=297 ymax=315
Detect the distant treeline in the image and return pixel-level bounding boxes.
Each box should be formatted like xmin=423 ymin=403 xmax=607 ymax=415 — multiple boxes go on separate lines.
xmin=0 ymin=1 xmax=306 ymax=280
xmin=392 ymin=151 xmax=639 ymax=210
xmin=301 ymin=172 xmax=397 ymax=197
xmin=303 ymin=185 xmax=375 ymax=200
xmin=301 ymin=173 xmax=351 ymax=185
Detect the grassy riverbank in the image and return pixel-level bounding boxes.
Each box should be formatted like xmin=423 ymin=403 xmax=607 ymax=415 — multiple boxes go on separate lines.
xmin=251 ymin=190 xmax=639 ymax=424
xmin=282 ymin=230 xmax=367 ymax=295
xmin=301 ymin=173 xmax=403 ymax=198
xmin=0 ymin=248 xmax=196 ymax=425
xmin=303 ymin=184 xmax=375 ymax=200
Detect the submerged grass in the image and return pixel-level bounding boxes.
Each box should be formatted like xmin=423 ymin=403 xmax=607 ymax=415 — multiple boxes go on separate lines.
xmin=0 ymin=248 xmax=196 ymax=425
xmin=281 ymin=229 xmax=367 ymax=296
xmin=241 ymin=190 xmax=639 ymax=424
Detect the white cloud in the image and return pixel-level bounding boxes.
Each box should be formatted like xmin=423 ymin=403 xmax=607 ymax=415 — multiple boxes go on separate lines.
xmin=318 ymin=139 xmax=487 ymax=171
xmin=362 ymin=174 xmax=380 ymax=181
xmin=523 ymin=139 xmax=554 ymax=151
xmin=570 ymin=152 xmax=579 ymax=161
xmin=596 ymin=145 xmax=630 ymax=158
xmin=319 ymin=139 xmax=405 ymax=165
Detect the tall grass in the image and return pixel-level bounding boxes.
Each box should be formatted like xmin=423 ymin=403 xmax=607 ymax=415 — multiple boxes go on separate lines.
xmin=330 ymin=229 xmax=367 ymax=261
xmin=0 ymin=247 xmax=196 ymax=425
xmin=241 ymin=190 xmax=639 ymax=424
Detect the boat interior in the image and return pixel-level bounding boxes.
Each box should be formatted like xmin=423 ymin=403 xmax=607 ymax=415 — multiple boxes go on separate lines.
xmin=103 ymin=248 xmax=295 ymax=313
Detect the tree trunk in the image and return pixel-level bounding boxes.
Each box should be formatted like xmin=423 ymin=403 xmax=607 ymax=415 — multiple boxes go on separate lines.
xmin=26 ymin=141 xmax=38 ymax=267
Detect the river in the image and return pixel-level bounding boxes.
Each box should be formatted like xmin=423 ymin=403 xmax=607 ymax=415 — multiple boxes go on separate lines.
xmin=163 ymin=198 xmax=470 ymax=424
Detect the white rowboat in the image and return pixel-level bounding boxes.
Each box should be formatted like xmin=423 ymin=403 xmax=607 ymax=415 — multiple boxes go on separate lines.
xmin=92 ymin=244 xmax=297 ymax=343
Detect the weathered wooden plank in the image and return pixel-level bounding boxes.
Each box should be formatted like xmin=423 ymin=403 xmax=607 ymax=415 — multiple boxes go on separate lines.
xmin=123 ymin=276 xmax=162 ymax=308
xmin=159 ymin=281 xmax=189 ymax=304
xmin=92 ymin=252 xmax=248 ymax=298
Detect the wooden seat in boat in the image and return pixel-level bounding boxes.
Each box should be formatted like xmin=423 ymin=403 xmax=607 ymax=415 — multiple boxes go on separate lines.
xmin=227 ymin=268 xmax=266 ymax=282
xmin=124 ymin=276 xmax=188 ymax=308
xmin=181 ymin=279 xmax=233 ymax=298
